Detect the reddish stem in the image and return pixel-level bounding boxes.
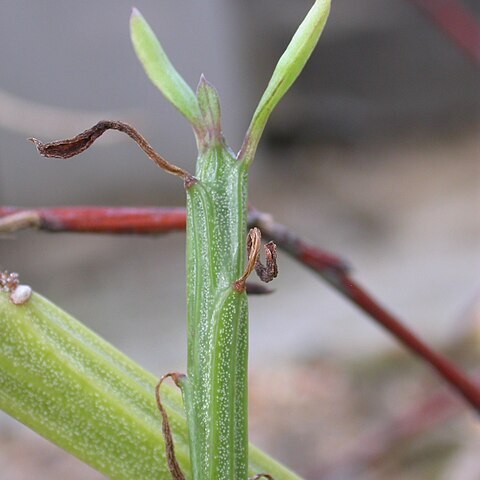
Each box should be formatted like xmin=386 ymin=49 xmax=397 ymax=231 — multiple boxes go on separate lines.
xmin=1 ymin=205 xmax=479 ymax=412
xmin=249 ymin=209 xmax=480 ymax=413
xmin=407 ymin=0 xmax=480 ymax=66
xmin=0 ymin=206 xmax=186 ymax=234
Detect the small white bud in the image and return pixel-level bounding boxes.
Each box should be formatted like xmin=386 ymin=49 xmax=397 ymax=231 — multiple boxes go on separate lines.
xmin=10 ymin=285 xmax=32 ymax=305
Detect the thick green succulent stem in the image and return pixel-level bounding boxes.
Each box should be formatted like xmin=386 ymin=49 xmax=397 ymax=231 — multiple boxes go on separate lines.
xmin=130 ymin=3 xmax=330 ymax=478
xmin=0 ymin=4 xmax=331 ymax=479
xmin=183 ymin=77 xmax=250 ymax=480
xmin=0 ymin=292 xmax=301 ymax=480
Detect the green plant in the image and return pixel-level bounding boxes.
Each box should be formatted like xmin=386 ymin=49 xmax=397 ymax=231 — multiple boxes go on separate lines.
xmin=0 ymin=2 xmax=331 ymax=479
xmin=2 ymin=2 xmax=479 ymax=479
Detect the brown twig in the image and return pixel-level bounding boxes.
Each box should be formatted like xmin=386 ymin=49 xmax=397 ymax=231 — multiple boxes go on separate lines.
xmin=0 ymin=206 xmax=186 ymax=235
xmin=1 ymin=205 xmax=479 ymax=412
xmin=249 ymin=209 xmax=480 ymax=413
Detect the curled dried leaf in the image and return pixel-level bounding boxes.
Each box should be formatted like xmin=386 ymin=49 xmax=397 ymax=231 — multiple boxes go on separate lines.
xmin=234 ymin=228 xmax=278 ymax=292
xmin=254 ymin=241 xmax=278 ymax=283
xmin=30 ymin=120 xmax=196 ymax=186
xmin=234 ymin=227 xmax=262 ymax=292
xmin=155 ymin=372 xmax=187 ymax=480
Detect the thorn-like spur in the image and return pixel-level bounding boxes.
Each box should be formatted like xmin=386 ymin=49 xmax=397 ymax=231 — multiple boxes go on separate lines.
xmin=29 ymin=120 xmax=196 ymax=187
xmin=234 ymin=227 xmax=278 ymax=293
xmin=155 ymin=372 xmax=187 ymax=480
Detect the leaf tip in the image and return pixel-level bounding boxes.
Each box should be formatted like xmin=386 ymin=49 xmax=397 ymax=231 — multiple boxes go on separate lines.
xmin=196 ymin=74 xmax=207 ymax=96
xmin=28 ymin=137 xmax=44 ymax=155
xmin=130 ymin=6 xmax=141 ymax=21
xmin=196 ymin=74 xmax=222 ymax=140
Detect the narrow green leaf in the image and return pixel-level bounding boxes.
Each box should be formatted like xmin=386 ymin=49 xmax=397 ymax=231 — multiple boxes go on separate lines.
xmin=130 ymin=8 xmax=202 ymax=129
xmin=239 ymin=0 xmax=331 ymax=165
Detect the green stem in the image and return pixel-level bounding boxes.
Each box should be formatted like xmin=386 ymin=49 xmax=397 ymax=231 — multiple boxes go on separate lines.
xmin=0 ymin=3 xmax=332 ymax=478
xmin=184 ymin=77 xmax=250 ymax=479
xmin=131 ymin=3 xmax=331 ymax=477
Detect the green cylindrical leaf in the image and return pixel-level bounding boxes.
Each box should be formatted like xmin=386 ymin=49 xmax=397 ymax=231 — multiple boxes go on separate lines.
xmin=239 ymin=0 xmax=330 ymax=165
xmin=130 ymin=8 xmax=203 ymax=129
xmin=0 ymin=292 xmax=301 ymax=480
xmin=0 ymin=292 xmax=190 ymax=479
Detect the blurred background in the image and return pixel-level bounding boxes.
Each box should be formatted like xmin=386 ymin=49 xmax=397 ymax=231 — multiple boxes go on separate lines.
xmin=0 ymin=1 xmax=479 ymax=478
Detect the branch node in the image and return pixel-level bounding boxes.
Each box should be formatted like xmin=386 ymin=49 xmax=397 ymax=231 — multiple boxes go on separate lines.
xmin=183 ymin=175 xmax=198 ymax=189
